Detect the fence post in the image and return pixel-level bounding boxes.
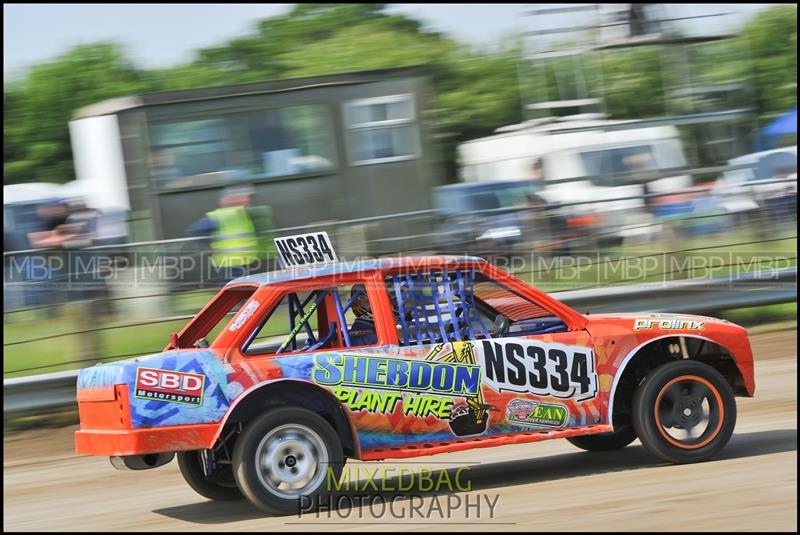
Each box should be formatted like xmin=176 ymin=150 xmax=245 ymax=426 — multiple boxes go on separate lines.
xmin=77 ymin=301 xmax=102 ymax=366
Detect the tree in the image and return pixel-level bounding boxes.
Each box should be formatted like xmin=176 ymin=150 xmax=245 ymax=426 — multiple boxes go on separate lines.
xmin=4 ymin=5 xmax=796 ymax=185
xmin=179 ymin=3 xmax=522 ymax=178
xmin=4 ymin=43 xmax=153 ymax=184
xmin=736 ymin=5 xmax=797 ymax=122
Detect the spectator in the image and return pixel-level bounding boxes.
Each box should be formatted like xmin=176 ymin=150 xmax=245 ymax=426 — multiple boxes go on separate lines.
xmin=26 ymin=199 xmax=108 ymax=316
xmin=530 ymin=158 xmax=545 ymax=181
xmin=188 ymin=185 xmax=277 ymax=282
xmin=27 ymin=201 xmax=72 ymax=249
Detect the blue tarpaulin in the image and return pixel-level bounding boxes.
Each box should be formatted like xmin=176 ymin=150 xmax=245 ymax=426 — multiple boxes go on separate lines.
xmin=754 ymin=107 xmax=797 ymax=151
xmin=763 ymin=107 xmax=797 ymax=136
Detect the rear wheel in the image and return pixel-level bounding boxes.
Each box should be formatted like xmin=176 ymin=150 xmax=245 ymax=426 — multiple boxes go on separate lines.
xmin=177 ymin=450 xmax=242 ymax=501
xmin=633 ymin=360 xmax=736 ymax=464
xmin=567 ymin=424 xmax=637 ymax=452
xmin=233 ymin=407 xmax=345 ymax=515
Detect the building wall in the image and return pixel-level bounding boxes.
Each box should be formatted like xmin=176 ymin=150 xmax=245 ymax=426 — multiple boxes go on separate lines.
xmin=115 ymin=74 xmax=442 ymax=241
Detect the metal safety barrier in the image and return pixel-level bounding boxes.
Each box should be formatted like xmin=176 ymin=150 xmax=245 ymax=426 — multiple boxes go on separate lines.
xmin=3 ymin=267 xmax=795 ymax=416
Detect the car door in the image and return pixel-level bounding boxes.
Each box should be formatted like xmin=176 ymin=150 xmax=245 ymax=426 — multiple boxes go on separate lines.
xmin=226 ymin=278 xmax=406 ymax=448
xmin=381 ymin=266 xmax=601 ymax=444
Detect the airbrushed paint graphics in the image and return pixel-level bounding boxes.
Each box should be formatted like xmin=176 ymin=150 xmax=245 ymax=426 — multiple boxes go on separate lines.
xmin=303 ymin=339 xmax=599 ymax=446
xmin=216 ymin=339 xmax=603 ymax=448
xmin=76 ymin=335 xmax=601 ymax=447
xmin=77 ymin=350 xmax=240 ymax=428
xmin=313 ymin=350 xmax=481 ymax=421
xmin=77 ymin=363 xmax=127 ymax=392
xmin=75 ymin=315 xmax=748 ymax=455
xmin=309 ymin=346 xmax=488 ymax=439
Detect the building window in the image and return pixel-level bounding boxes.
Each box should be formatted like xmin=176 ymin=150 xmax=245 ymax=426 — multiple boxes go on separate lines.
xmin=149 ymin=118 xmax=229 ymax=189
xmin=344 ymin=94 xmax=420 ymax=165
xmin=148 ymin=105 xmax=334 ymax=190
xmin=248 ymin=106 xmax=334 ymax=178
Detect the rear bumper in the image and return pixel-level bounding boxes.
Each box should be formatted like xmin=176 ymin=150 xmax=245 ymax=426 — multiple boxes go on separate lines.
xmin=76 ymin=382 xmax=222 ymax=457
xmin=75 ymin=424 xmax=219 ymax=457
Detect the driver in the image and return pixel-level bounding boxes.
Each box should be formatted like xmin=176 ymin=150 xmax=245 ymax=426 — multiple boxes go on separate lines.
xmin=349 ymin=285 xmax=377 ymax=346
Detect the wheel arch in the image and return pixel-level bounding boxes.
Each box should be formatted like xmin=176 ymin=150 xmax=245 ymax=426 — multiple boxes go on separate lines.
xmin=213 ymin=379 xmax=359 ymax=459
xmin=608 ymin=334 xmax=747 ymax=428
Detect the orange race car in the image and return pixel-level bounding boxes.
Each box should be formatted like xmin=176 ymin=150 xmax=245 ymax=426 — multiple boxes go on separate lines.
xmin=75 ymin=232 xmax=755 ymax=514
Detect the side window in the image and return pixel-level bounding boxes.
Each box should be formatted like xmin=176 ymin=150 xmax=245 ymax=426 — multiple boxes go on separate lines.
xmin=244 ymin=291 xmax=315 ymax=355
xmin=180 ymin=285 xmax=258 ymax=349
xmin=334 ymin=284 xmax=380 ymax=348
xmin=243 ymin=285 xmax=379 ymax=356
xmin=385 ymin=269 xmax=567 ymax=347
xmin=386 ymin=270 xmax=488 ymax=346
xmin=472 ymin=273 xmax=567 ymax=336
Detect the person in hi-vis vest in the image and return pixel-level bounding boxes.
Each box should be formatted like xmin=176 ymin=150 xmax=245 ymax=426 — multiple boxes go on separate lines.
xmin=188 ymin=185 xmax=276 ymax=279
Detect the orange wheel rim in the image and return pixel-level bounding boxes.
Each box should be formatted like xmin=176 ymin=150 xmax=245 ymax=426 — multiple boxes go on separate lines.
xmin=654 ymin=375 xmax=724 ymax=450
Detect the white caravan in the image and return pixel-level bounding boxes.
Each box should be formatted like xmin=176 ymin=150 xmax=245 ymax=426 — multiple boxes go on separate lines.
xmin=456 ymin=115 xmax=692 ymax=240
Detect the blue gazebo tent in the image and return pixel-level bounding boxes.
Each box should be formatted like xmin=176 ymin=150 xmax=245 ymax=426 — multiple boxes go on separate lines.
xmin=764 ymin=106 xmax=797 ymax=136
xmin=755 ymin=107 xmax=797 ymax=151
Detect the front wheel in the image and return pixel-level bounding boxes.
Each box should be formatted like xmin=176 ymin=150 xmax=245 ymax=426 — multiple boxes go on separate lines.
xmin=232 ymin=407 xmax=345 ymax=515
xmin=632 ymin=360 xmax=737 ymax=464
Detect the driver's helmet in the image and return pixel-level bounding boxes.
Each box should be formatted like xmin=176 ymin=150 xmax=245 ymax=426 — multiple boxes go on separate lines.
xmin=350 ymin=284 xmax=373 ymax=320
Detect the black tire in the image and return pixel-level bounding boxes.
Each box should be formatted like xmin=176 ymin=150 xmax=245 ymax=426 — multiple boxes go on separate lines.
xmin=632 ymin=360 xmax=737 ymax=464
xmin=567 ymin=424 xmax=637 ymax=452
xmin=232 ymin=407 xmax=345 ymax=515
xmin=177 ymin=450 xmax=242 ymax=501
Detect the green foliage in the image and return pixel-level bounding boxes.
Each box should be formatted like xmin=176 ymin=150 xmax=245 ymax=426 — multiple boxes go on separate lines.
xmin=3 ymin=5 xmax=797 ymax=185
xmin=737 ymin=5 xmax=797 ymax=122
xmin=4 ymin=43 xmax=153 ymax=184
xmin=598 ymin=47 xmax=668 ymax=118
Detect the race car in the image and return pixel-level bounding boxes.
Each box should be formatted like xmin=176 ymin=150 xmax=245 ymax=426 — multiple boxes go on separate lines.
xmin=75 ymin=232 xmax=755 ymax=514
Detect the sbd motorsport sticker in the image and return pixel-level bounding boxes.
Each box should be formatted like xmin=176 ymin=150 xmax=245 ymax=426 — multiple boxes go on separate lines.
xmin=135 ymin=368 xmax=205 ymax=405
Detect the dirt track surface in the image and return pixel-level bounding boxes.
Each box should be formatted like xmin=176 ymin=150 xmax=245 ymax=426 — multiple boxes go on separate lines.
xmin=4 ymin=330 xmax=797 ymax=532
